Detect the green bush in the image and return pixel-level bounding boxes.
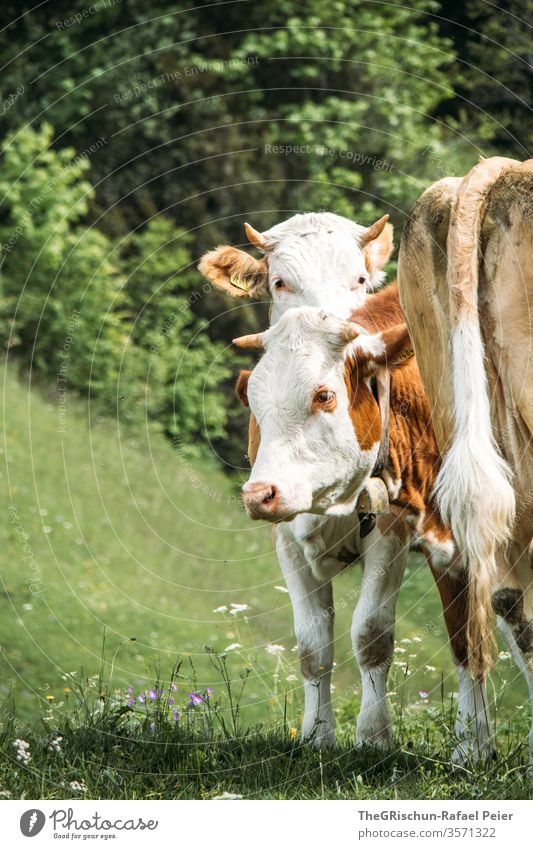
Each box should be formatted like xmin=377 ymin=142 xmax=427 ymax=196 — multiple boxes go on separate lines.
xmin=0 ymin=124 xmax=229 ymax=453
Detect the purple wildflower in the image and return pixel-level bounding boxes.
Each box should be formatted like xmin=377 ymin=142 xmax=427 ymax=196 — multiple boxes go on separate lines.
xmin=206 ymin=687 xmax=214 ymax=696
xmin=170 ymin=682 xmax=177 ymax=692
xmin=137 ymin=694 xmax=145 ymax=704
xmin=148 ymin=689 xmax=158 ymax=701
xmin=172 ymin=709 xmax=180 ymax=722
xmin=419 ymin=690 xmax=429 ymax=700
xmin=188 ymin=691 xmax=204 ymax=707
xmin=168 ymin=697 xmax=174 ymax=706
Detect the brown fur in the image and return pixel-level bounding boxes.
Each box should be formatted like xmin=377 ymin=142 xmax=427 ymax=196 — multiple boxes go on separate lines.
xmin=430 ymin=567 xmax=469 ymax=666
xmin=234 ymin=371 xmax=260 ymax=465
xmin=347 ymin=287 xmax=446 ymax=531
xmin=350 ymin=282 xmax=405 ymax=331
xmin=198 ymin=246 xmax=268 ymax=298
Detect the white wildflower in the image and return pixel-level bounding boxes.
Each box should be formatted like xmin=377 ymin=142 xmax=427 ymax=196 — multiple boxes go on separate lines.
xmin=224 ymin=643 xmax=242 ymax=652
xmin=12 ymin=739 xmax=31 ymax=764
xmin=265 ymin=643 xmax=285 ymax=655
xmin=213 ymin=605 xmax=228 ymax=613
xmin=394 ymin=647 xmax=406 ymax=654
xmin=412 ymin=636 xmax=422 ymax=643
xmin=212 ymin=791 xmax=244 ymax=800
xmin=424 ymin=665 xmax=436 ymax=672
xmin=400 ymin=638 xmax=412 ymax=645
xmin=498 ymin=651 xmax=511 ymax=661
xmin=285 ymin=674 xmax=297 ymax=682
xmin=48 ymin=735 xmax=63 ymax=754
xmin=68 ymin=780 xmax=87 ymax=794
xmin=274 ymin=585 xmax=289 ymax=593
xmin=229 ymin=603 xmax=250 ymax=616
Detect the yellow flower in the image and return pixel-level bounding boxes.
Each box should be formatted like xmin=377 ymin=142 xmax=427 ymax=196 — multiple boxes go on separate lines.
xmin=46 ymin=695 xmax=55 ymax=701
xmin=290 ymin=727 xmax=298 ymax=739
xmin=63 ymin=687 xmax=71 ymax=694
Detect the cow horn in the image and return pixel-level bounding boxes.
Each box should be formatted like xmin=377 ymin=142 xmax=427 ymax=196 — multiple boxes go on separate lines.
xmin=360 ymin=214 xmax=389 ymax=246
xmin=244 ymin=222 xmax=269 ymax=251
xmin=233 ymin=332 xmax=265 ymax=350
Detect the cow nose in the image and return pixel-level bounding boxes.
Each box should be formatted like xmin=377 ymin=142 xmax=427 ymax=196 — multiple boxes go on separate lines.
xmin=242 ymin=481 xmax=280 ymax=519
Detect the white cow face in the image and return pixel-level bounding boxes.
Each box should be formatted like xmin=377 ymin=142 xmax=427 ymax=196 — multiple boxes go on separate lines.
xmin=234 ymin=309 xmax=411 ymax=522
xmin=199 ymin=212 xmax=393 ymax=322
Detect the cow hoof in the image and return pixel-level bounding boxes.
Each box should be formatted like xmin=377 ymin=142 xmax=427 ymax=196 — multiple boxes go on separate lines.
xmin=356 ymin=727 xmax=394 ymax=750
xmin=302 ymin=731 xmax=336 ymax=750
xmin=451 ymin=740 xmax=495 ymax=766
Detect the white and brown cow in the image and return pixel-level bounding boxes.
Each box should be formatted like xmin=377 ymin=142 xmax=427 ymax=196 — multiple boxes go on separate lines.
xmin=233 ymin=284 xmax=492 ymax=760
xmin=200 ymin=210 xmax=394 ymax=472
xmin=199 ymin=211 xmax=393 ymax=322
xmin=398 ymin=156 xmax=533 ymax=763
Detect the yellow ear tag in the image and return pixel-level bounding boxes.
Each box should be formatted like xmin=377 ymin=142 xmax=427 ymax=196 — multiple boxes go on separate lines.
xmin=391 ymin=348 xmax=414 ymax=365
xmin=230 ymin=273 xmax=250 ymax=292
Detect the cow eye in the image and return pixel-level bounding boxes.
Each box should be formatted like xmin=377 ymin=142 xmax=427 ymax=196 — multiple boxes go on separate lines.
xmin=312 ymin=388 xmax=337 ymax=413
xmin=272 ymin=278 xmax=288 ymax=291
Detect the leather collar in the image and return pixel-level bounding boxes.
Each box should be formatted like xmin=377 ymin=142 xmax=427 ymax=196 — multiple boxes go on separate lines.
xmin=369 ymin=370 xmax=390 ymax=478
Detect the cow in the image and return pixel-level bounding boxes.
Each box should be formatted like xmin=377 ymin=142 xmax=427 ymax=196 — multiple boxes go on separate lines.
xmin=198 ymin=211 xmax=393 ymax=323
xmin=232 ymin=283 xmax=493 ymax=761
xmin=398 ymin=156 xmax=533 ymax=764
xmin=199 ymin=212 xmax=392 ymax=466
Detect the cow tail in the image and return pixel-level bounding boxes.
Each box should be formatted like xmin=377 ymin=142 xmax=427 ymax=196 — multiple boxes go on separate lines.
xmin=434 ymin=158 xmax=516 ymax=678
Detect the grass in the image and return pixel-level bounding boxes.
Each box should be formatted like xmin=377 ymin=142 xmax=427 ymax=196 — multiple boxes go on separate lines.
xmin=1 ymin=649 xmax=531 ymax=800
xmin=0 ymin=357 xmax=531 ymax=799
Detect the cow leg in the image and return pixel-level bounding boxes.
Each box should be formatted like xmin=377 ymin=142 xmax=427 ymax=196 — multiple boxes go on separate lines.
xmin=352 ymin=515 xmax=409 ymax=748
xmin=275 ymin=525 xmax=335 ymax=748
xmin=493 ymin=588 xmax=533 ymax=767
xmin=430 ymin=568 xmax=493 ymax=764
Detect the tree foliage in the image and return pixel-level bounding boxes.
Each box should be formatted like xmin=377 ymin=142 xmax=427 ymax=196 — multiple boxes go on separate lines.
xmin=0 ymin=1 xmax=528 ymax=461
xmin=0 ymin=124 xmax=229 ymax=453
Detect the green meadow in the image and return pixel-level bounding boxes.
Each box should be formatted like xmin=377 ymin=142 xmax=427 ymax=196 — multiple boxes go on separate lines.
xmin=0 ymin=358 xmax=528 ymax=732
xmin=1 ymin=359 xmax=532 ymax=798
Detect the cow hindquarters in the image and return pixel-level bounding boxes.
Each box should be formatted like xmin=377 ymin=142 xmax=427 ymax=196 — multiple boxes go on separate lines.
xmin=275 ymin=524 xmax=335 ymax=748
xmin=353 ymin=515 xmax=409 ymax=748
xmin=430 ymin=567 xmax=493 ymax=763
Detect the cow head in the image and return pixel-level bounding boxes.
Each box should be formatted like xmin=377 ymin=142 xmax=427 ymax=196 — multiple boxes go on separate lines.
xmin=234 ymin=310 xmax=410 ymax=521
xmin=199 ymin=212 xmax=393 ymax=322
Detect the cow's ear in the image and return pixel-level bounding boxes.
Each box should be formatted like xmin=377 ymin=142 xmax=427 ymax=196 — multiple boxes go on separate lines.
xmin=198 ymin=246 xmax=268 ymax=299
xmin=363 ymin=222 xmax=394 ymax=289
xmin=352 ymin=323 xmax=413 ymax=374
xmin=379 ymin=323 xmax=413 ymax=366
xmin=235 ymin=370 xmax=251 ymax=407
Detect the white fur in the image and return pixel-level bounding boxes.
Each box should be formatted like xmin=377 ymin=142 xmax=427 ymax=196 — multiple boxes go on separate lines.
xmin=435 ymin=313 xmax=516 ymax=579
xmin=424 ymin=531 xmax=456 ymax=571
xmin=245 ymin=308 xmax=379 ymax=516
xmin=353 ymin=524 xmax=409 ymax=747
xmin=275 ymin=524 xmax=335 ymax=747
xmin=350 ymin=334 xmax=386 ymax=359
xmin=261 ymin=213 xmax=379 ymax=324
xmin=451 ymin=664 xmax=493 ymax=764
